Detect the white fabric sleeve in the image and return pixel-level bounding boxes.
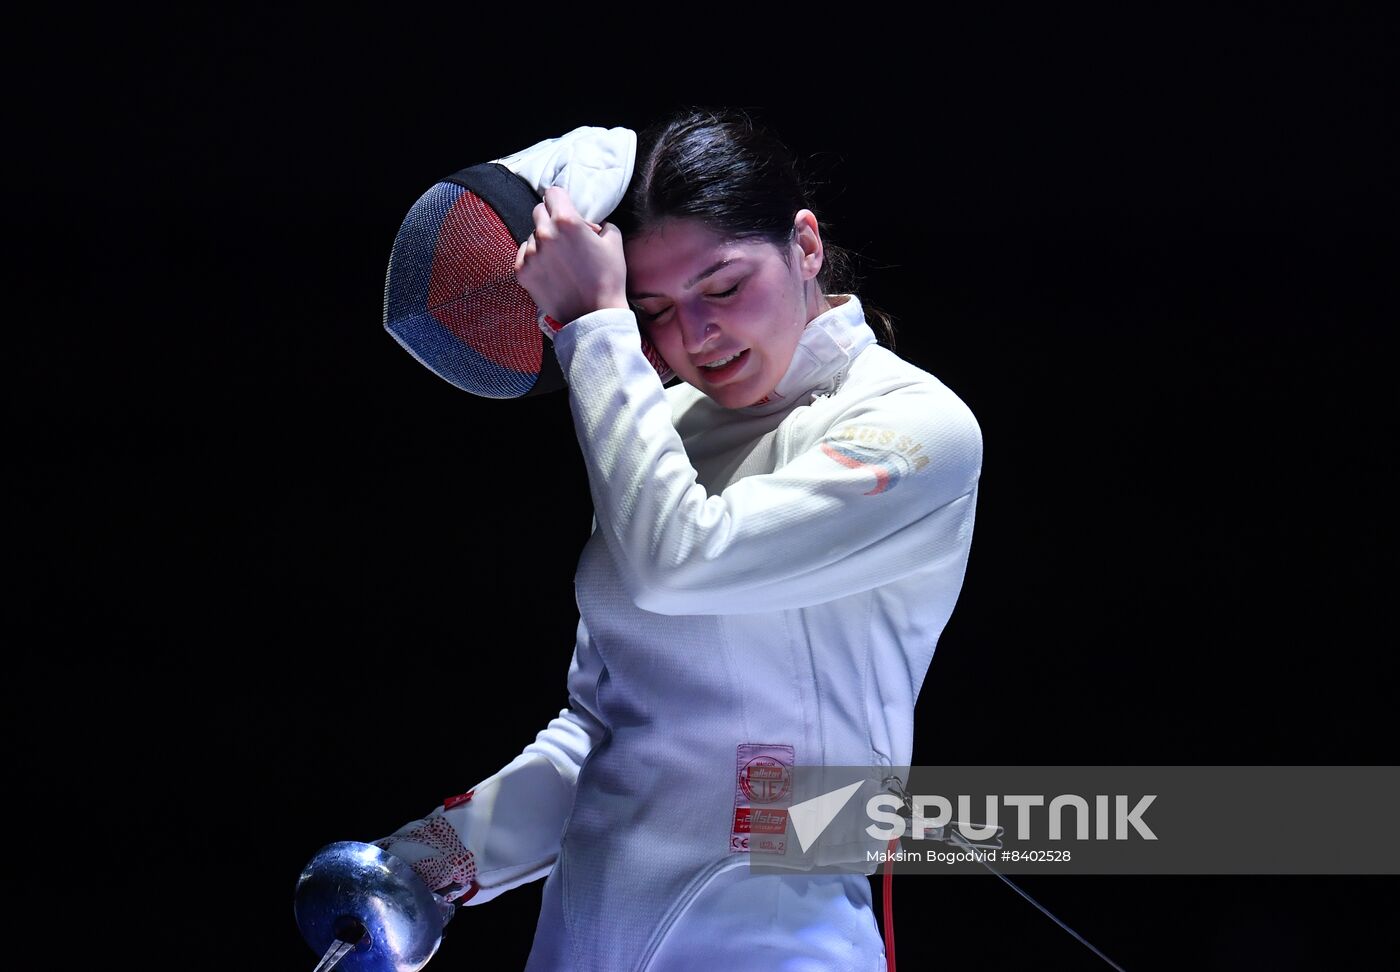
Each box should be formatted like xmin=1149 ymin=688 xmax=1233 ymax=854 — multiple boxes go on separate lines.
xmin=376 ymin=615 xmax=609 ymax=906
xmin=549 ymin=308 xmax=984 ymax=616
xmin=490 ymin=125 xmax=637 ymax=224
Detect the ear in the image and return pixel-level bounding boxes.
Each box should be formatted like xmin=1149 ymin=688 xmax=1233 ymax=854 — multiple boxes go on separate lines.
xmin=792 ymin=209 xmax=824 ymax=282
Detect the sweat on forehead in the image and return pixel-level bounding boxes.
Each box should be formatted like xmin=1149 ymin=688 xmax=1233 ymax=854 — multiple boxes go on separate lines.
xmin=624 ymin=223 xmax=789 ymax=298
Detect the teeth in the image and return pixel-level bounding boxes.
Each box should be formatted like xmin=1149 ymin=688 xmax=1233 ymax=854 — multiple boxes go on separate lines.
xmin=703 ymin=351 xmax=742 ymax=369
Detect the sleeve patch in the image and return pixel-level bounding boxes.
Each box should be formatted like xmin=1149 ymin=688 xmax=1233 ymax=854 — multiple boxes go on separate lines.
xmin=820 ymin=424 xmax=930 ymax=495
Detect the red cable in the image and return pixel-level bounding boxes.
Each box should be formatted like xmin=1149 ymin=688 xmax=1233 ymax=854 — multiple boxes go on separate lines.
xmin=883 ymin=836 xmax=898 ymax=972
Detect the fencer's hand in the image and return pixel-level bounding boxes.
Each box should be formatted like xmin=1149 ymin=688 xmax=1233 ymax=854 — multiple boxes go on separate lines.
xmin=515 ymin=185 xmax=630 ymax=328
xmin=372 ymin=809 xmax=480 ymax=905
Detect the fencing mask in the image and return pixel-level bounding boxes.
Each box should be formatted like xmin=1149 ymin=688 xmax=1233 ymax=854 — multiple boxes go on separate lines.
xmin=383 ymin=125 xmax=675 ymax=398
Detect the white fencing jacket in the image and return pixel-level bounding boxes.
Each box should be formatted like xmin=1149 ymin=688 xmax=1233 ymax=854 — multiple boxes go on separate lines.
xmin=379 ymin=294 xmax=982 ymax=970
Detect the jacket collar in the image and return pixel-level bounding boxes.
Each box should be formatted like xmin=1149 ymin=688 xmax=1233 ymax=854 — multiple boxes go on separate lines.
xmin=736 ymin=293 xmax=877 ymax=416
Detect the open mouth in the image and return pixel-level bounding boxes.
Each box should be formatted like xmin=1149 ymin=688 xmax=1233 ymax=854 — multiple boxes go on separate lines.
xmin=699 ymin=348 xmax=749 ymax=378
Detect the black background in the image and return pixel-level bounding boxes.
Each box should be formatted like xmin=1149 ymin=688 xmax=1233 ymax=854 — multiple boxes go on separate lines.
xmin=11 ymin=8 xmax=1396 ymax=970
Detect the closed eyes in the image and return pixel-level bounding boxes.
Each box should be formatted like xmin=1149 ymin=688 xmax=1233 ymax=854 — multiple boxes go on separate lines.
xmin=632 ymin=283 xmax=741 ymax=323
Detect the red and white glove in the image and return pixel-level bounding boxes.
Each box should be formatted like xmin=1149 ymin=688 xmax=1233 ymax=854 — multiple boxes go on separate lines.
xmin=373 ymin=791 xmax=480 ymax=905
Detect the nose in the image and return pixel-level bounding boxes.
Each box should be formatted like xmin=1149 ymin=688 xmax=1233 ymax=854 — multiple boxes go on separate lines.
xmin=677 ymin=303 xmax=721 ymax=356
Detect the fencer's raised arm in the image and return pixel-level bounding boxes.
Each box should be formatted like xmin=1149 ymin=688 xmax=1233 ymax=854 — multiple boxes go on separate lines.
xmin=373 ymin=615 xmax=607 ymax=905
xmin=549 ymin=307 xmax=983 ymax=617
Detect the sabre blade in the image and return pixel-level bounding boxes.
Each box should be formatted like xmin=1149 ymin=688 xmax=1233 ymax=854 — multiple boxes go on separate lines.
xmin=311 ymin=937 xmax=357 ymax=972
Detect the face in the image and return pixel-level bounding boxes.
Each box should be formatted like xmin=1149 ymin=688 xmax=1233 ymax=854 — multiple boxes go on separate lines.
xmin=624 ymin=215 xmax=825 ymax=409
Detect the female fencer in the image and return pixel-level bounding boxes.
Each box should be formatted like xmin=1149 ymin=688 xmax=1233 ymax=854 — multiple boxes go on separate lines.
xmin=372 ymin=106 xmax=983 ymax=972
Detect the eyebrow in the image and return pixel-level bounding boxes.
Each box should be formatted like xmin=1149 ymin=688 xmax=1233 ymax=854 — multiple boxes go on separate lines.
xmin=628 ymin=258 xmax=741 ymax=299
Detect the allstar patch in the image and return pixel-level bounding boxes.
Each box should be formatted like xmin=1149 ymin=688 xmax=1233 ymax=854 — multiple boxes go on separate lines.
xmin=730 ymin=743 xmax=794 ymax=855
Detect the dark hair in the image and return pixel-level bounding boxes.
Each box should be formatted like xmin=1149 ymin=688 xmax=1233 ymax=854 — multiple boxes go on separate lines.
xmin=613 ymin=106 xmax=897 ymax=350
